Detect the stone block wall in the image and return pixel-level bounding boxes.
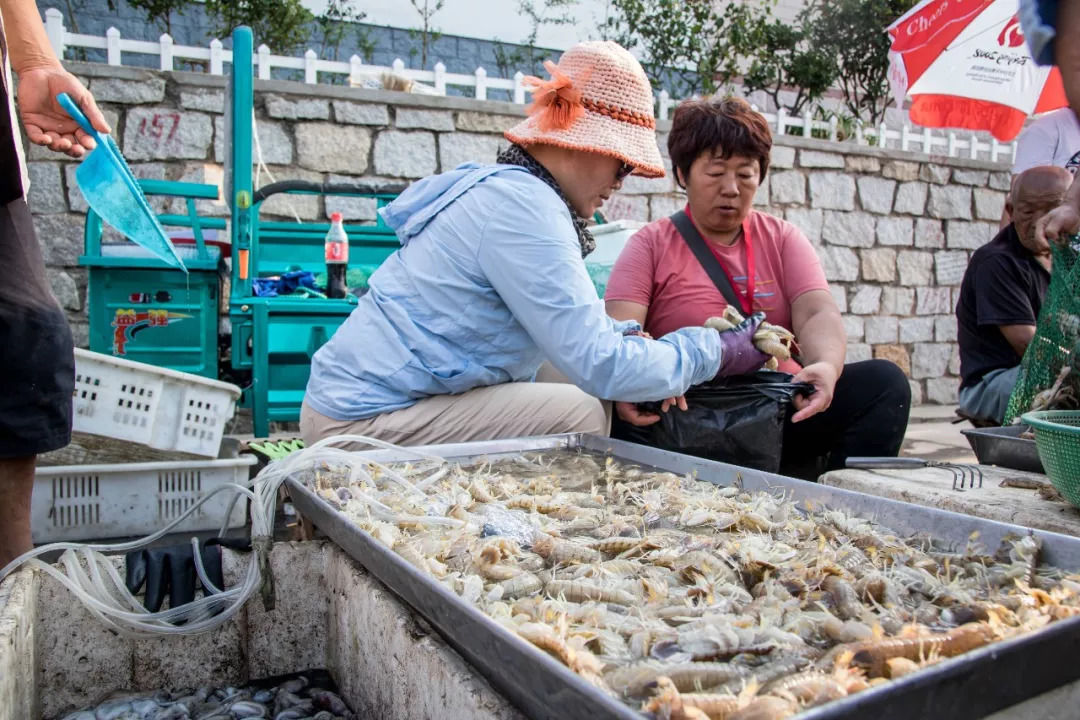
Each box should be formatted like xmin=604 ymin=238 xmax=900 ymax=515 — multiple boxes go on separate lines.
xmin=26 ymin=62 xmax=1010 ymax=404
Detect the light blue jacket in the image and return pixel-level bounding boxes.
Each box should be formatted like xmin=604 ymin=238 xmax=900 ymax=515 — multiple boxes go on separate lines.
xmin=304 ymin=164 xmax=724 ymax=421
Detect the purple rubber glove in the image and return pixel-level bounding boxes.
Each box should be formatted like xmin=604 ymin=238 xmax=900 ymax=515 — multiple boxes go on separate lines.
xmin=715 ymin=311 xmax=771 ymax=377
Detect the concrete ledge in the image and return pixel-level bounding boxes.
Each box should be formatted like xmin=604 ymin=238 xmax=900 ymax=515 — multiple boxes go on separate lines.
xmin=0 ymin=568 xmax=39 ymax=720
xmin=0 ymin=542 xmax=520 ymax=719
xmin=326 ymin=549 xmax=524 ymax=720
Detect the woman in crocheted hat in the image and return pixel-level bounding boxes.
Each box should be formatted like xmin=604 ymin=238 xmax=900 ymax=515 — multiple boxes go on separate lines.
xmin=300 ymin=41 xmax=769 ymax=446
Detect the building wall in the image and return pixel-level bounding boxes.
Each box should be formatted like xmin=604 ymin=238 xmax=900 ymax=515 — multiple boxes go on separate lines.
xmin=30 ymin=61 xmax=1010 ymax=405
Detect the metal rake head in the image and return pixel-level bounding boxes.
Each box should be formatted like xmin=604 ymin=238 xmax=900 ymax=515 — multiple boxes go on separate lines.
xmin=931 ymin=461 xmax=984 ymax=491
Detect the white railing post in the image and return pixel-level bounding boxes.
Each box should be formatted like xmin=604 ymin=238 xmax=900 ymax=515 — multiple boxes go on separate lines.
xmin=475 ymin=66 xmax=487 ymax=100
xmin=948 ymin=131 xmax=958 ymax=157
xmin=45 ymin=8 xmax=65 ymax=59
xmin=392 ymin=58 xmax=405 ymax=76
xmin=434 ymin=62 xmax=447 ymax=95
xmin=304 ymin=49 xmax=317 ymax=84
xmin=657 ymin=90 xmax=671 ymax=120
xmin=829 ymin=115 xmax=839 ymax=142
xmin=512 ymin=71 xmax=525 ymax=104
xmin=106 ymin=27 xmax=121 ymax=66
xmin=210 ymin=39 xmax=223 ymax=75
xmin=776 ymin=108 xmax=787 ymax=136
xmin=802 ymin=109 xmax=812 ymax=138
xmin=901 ymin=123 xmax=912 ymax=152
xmin=922 ymin=126 xmax=933 ymax=154
xmin=258 ymin=44 xmax=272 ymax=80
xmin=159 ymin=34 xmax=173 ymax=71
xmin=349 ymin=54 xmax=363 ymax=85
xmin=854 ymin=119 xmax=865 ymax=145
xmin=970 ymin=133 xmax=980 ymax=160
xmin=878 ymin=122 xmax=888 ymax=148
xmin=991 ymin=137 xmax=1003 ymax=163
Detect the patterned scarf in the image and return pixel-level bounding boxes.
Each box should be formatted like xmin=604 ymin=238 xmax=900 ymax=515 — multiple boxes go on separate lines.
xmin=497 ymin=144 xmax=595 ymax=258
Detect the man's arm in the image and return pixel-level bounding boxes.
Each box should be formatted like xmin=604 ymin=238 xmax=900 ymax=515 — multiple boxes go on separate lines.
xmin=1 ymin=0 xmax=110 ymax=157
xmin=1036 ymin=1 xmax=1080 ymax=243
xmin=999 ymin=324 xmax=1037 ymax=359
xmin=2 ymin=0 xmax=56 ymax=72
xmin=1057 ymin=0 xmax=1080 ymax=115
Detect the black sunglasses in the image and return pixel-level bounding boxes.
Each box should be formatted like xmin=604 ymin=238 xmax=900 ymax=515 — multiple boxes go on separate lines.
xmin=616 ymin=162 xmax=634 ymax=182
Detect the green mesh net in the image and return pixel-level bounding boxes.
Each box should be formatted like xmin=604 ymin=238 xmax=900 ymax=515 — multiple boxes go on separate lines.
xmin=1005 ymin=236 xmax=1080 ymax=423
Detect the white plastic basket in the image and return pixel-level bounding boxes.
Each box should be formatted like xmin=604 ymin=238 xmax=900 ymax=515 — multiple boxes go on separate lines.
xmin=31 ymin=456 xmax=256 ymax=544
xmin=73 ymin=349 xmax=242 ymax=458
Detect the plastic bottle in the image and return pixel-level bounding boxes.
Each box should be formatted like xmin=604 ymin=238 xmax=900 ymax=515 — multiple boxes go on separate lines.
xmin=325 ymin=212 xmax=349 ymax=299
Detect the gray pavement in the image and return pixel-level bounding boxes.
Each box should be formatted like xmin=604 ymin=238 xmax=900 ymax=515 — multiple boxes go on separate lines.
xmin=901 ymin=404 xmax=978 ymax=464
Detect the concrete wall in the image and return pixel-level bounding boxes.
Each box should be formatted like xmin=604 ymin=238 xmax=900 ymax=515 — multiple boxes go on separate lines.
xmin=0 ymin=542 xmax=521 ymax=720
xmin=28 ymin=61 xmax=1011 ymax=405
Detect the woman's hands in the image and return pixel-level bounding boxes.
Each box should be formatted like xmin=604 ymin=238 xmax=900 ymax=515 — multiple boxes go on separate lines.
xmin=615 ymin=396 xmax=687 ymax=427
xmin=791 ymin=361 xmax=839 ymax=423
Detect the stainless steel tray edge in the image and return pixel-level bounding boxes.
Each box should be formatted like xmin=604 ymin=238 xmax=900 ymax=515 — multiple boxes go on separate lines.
xmin=289 ymin=433 xmax=1080 ymax=720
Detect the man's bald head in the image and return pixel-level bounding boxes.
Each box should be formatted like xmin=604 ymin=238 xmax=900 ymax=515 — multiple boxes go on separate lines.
xmin=1009 ymin=166 xmax=1072 ymax=256
xmin=1013 ymin=166 xmax=1072 ymax=207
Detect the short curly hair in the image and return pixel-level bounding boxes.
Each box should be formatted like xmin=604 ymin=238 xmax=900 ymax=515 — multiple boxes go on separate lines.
xmin=667 ymin=97 xmax=773 ymax=189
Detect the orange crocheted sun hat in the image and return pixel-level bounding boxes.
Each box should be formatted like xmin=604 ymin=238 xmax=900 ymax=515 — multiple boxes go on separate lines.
xmin=504 ymin=41 xmax=665 ymax=179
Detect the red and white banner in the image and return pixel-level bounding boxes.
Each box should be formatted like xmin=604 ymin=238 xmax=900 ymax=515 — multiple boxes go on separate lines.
xmin=887 ymin=0 xmax=1066 ymax=140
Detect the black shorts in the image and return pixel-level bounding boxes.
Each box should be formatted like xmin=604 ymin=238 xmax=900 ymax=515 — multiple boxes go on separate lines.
xmin=0 ymin=201 xmax=74 ymax=458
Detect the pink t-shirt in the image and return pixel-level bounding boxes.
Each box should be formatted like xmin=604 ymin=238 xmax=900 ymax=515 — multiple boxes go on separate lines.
xmin=605 ymin=208 xmax=828 ymax=372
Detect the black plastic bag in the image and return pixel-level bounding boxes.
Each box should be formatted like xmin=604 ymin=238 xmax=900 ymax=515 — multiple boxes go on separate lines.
xmin=612 ymin=370 xmax=813 ymax=474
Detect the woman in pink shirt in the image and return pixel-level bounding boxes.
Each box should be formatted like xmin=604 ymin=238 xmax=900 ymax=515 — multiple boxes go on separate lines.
xmin=605 ymin=98 xmax=910 ymax=479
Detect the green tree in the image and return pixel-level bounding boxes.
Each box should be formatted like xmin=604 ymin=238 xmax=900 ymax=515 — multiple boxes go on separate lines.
xmin=602 ymin=0 xmax=750 ymax=97
xmin=407 ymin=0 xmax=445 ymax=69
xmin=204 ymin=0 xmax=314 ymax=53
xmin=806 ymin=0 xmax=919 ymax=125
xmin=123 ymin=0 xmax=189 ymax=35
xmin=736 ymin=8 xmax=837 ymax=117
xmin=493 ymin=0 xmax=578 ymax=78
xmin=314 ymin=0 xmax=374 ymax=63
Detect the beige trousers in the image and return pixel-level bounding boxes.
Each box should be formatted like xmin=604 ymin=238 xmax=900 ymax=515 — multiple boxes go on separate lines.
xmin=300 ymin=364 xmax=610 ymax=448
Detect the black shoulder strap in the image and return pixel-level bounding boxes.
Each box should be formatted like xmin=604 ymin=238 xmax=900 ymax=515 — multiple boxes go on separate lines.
xmin=669 ymin=210 xmax=742 ymax=309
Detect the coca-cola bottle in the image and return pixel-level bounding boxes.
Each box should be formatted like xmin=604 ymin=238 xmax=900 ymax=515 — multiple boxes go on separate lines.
xmin=324 ymin=212 xmax=349 ymax=299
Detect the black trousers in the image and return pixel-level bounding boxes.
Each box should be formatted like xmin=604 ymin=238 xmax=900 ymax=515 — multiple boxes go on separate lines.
xmin=779 ymin=359 xmax=911 ymax=480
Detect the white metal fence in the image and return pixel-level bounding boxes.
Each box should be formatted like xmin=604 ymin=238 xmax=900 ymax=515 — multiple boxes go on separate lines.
xmin=45 ymin=8 xmax=1017 ymax=163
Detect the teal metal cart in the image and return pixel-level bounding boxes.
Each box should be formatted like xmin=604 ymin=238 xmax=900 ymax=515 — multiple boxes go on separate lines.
xmin=227 ymin=27 xmax=406 ymax=436
xmin=81 ymin=180 xmax=227 ymax=378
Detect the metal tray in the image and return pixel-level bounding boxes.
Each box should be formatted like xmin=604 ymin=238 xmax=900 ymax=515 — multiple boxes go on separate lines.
xmin=285 ymin=434 xmax=1080 ymax=720
xmin=962 ymin=425 xmax=1045 ymax=474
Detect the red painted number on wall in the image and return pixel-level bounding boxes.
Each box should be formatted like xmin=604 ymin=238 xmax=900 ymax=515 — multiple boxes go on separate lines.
xmin=138 ymin=112 xmax=181 ymax=142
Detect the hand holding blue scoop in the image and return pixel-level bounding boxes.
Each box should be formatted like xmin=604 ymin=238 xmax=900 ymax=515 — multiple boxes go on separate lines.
xmin=56 ymin=92 xmax=186 ymax=271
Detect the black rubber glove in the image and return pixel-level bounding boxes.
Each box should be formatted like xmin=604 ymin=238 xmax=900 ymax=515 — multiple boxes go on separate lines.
xmin=125 ymin=541 xmax=224 ymax=613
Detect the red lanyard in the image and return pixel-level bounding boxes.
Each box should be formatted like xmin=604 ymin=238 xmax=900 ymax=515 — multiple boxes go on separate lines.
xmin=685 ymin=205 xmax=755 ymax=316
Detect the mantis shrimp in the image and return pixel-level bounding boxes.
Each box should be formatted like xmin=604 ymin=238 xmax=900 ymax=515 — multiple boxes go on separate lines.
xmin=705 ymin=306 xmax=797 ymax=371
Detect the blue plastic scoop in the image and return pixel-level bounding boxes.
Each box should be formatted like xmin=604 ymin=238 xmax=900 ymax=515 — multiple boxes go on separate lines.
xmin=57 ymin=93 xmax=185 ymax=271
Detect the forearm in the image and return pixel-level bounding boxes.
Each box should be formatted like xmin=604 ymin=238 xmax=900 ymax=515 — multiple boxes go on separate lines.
xmin=1063 ymin=170 xmax=1080 ymax=212
xmin=1 ymin=0 xmax=59 ymax=73
xmin=796 ymin=308 xmax=846 ymax=373
xmin=1057 ymin=0 xmax=1080 ymax=116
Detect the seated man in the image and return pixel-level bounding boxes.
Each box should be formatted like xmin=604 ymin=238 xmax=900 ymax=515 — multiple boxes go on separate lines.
xmin=956 ymin=166 xmax=1071 ymax=425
